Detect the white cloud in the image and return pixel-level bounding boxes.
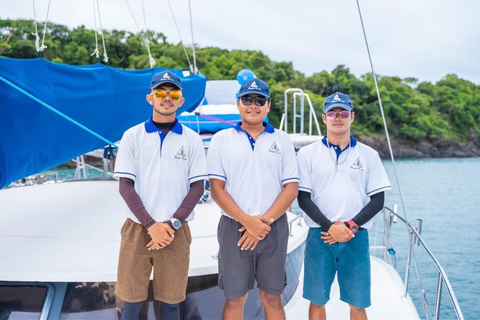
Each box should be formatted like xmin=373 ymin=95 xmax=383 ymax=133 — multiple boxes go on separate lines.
xmin=1 ymin=0 xmax=479 ymax=84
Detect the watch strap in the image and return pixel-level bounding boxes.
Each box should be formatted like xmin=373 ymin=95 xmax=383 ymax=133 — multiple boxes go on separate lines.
xmin=346 ymin=219 xmax=359 ymax=234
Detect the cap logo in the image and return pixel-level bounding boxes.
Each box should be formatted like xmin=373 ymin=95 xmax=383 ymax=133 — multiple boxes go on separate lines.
xmin=161 ymin=73 xmax=173 ymax=81
xmin=248 ymin=81 xmax=261 ymax=90
xmin=332 ymin=93 xmax=343 ymax=102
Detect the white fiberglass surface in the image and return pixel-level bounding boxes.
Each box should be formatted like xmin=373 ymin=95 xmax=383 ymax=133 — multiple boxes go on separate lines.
xmin=285 ymin=257 xmax=420 ymax=320
xmin=0 ymin=180 xmax=308 ymax=281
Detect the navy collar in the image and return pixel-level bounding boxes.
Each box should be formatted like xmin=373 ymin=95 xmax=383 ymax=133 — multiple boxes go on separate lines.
xmin=144 ymin=117 xmax=183 ymax=134
xmin=234 ymin=121 xmax=275 ymax=134
xmin=322 ymin=136 xmax=357 ymax=149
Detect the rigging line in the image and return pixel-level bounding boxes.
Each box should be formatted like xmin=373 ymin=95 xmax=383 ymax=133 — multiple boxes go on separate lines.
xmin=411 ymin=248 xmax=434 ymax=320
xmin=31 ymin=0 xmax=40 ymax=51
xmin=95 ymin=0 xmax=109 ymax=63
xmin=355 ymin=0 xmax=410 ymax=235
xmin=166 ymin=0 xmax=192 ymax=69
xmin=124 ymin=0 xmax=155 ymax=68
xmin=40 ymin=0 xmax=51 ymax=51
xmin=141 ymin=0 xmax=156 ymax=68
xmin=195 ymin=113 xmax=238 ymax=126
xmin=0 ymin=75 xmax=118 ymax=148
xmin=31 ymin=0 xmax=48 ymax=52
xmin=188 ymin=0 xmax=197 ymax=74
xmin=91 ymin=0 xmax=99 ymax=58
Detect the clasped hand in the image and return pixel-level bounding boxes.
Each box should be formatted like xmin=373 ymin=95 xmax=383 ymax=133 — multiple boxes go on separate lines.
xmin=147 ymin=222 xmax=175 ymax=250
xmin=321 ymin=221 xmax=354 ymax=244
xmin=237 ymin=215 xmax=273 ymax=251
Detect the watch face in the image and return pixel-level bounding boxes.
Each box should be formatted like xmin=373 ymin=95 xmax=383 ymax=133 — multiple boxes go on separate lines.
xmin=173 ymin=219 xmax=181 ymax=228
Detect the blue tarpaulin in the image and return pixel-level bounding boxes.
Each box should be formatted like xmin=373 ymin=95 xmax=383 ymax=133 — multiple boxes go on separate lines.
xmin=0 ymin=57 xmax=206 ymax=188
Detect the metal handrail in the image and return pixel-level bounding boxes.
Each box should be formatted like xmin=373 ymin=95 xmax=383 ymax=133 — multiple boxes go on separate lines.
xmin=383 ymin=206 xmax=464 ymax=320
xmin=282 ymin=88 xmax=321 ymax=136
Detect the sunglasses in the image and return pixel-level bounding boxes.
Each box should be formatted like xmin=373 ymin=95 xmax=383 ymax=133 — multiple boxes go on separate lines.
xmin=153 ymin=89 xmax=182 ymax=100
xmin=241 ymin=96 xmax=268 ymax=107
xmin=325 ymin=110 xmax=350 ymax=119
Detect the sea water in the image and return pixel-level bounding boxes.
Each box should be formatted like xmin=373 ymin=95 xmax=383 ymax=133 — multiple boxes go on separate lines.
xmin=379 ymin=158 xmax=479 ymax=319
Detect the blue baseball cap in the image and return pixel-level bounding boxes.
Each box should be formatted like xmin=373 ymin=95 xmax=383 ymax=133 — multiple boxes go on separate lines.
xmin=150 ymin=70 xmax=183 ymax=90
xmin=323 ymin=92 xmax=353 ymax=112
xmin=238 ymin=79 xmax=270 ymax=98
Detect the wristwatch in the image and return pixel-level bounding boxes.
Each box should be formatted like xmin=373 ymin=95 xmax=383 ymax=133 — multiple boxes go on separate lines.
xmin=170 ymin=218 xmax=182 ymax=230
xmin=344 ymin=220 xmax=359 ymax=234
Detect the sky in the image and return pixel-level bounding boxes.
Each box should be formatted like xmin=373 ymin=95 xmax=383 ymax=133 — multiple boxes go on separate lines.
xmin=1 ymin=0 xmax=479 ymax=85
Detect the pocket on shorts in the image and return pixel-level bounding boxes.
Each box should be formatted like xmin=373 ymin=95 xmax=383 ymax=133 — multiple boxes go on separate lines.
xmin=120 ymin=219 xmax=129 ymax=237
xmin=306 ymin=228 xmax=318 ymax=246
xmin=183 ymin=223 xmax=192 ymax=245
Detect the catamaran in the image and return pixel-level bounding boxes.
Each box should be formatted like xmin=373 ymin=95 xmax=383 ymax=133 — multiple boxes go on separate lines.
xmin=0 ymin=1 xmax=464 ymax=319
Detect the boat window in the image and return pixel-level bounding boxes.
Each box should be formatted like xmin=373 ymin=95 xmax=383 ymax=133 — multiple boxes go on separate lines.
xmin=60 ymin=282 xmax=118 ymax=320
xmin=0 ymin=285 xmax=47 ymax=320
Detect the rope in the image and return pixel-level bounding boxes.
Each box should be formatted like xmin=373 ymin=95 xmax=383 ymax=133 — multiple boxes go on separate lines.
xmin=411 ymin=247 xmax=434 ymax=320
xmin=188 ymin=0 xmax=198 ymax=74
xmin=166 ymin=0 xmax=193 ymax=71
xmin=195 ymin=113 xmax=238 ymax=126
xmin=0 ymin=75 xmax=118 ymax=148
xmin=141 ymin=0 xmax=156 ymax=68
xmin=31 ymin=0 xmax=50 ymax=52
xmin=355 ymin=0 xmax=411 ymax=236
xmin=95 ymin=0 xmax=109 ymax=63
xmin=124 ymin=0 xmax=155 ymax=69
xmin=90 ymin=0 xmax=99 ymax=58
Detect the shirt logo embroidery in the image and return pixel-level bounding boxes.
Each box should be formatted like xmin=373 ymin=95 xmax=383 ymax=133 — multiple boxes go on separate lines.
xmin=248 ymin=81 xmax=261 ymax=90
xmin=161 ymin=73 xmax=173 ymax=81
xmin=269 ymin=141 xmax=281 ymax=155
xmin=332 ymin=93 xmax=343 ymax=102
xmin=175 ymin=146 xmax=187 ymax=160
xmin=350 ymin=157 xmax=364 ymax=171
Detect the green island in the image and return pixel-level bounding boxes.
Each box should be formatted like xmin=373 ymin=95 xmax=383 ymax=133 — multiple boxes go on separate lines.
xmin=2 ymin=19 xmax=479 ymax=158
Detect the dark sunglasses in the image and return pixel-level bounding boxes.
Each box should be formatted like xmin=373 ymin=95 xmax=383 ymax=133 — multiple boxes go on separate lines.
xmin=241 ymin=96 xmax=268 ymax=107
xmin=325 ymin=110 xmax=350 ymax=119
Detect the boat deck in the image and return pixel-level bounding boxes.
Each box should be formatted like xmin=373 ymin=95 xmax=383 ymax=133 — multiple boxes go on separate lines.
xmin=286 ymin=257 xmax=420 ymax=319
xmin=0 ymin=179 xmax=419 ymax=319
xmin=0 ymin=179 xmax=306 ymax=281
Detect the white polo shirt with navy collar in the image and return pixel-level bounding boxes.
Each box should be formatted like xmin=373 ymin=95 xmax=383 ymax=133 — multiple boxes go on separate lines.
xmin=207 ymin=122 xmax=299 ymax=219
xmin=297 ymin=136 xmax=391 ymax=229
xmin=113 ymin=117 xmax=207 ymax=223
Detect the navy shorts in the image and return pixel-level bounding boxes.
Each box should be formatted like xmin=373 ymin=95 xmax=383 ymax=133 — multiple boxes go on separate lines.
xmin=217 ymin=214 xmax=288 ymax=299
xmin=303 ymin=228 xmax=371 ymax=308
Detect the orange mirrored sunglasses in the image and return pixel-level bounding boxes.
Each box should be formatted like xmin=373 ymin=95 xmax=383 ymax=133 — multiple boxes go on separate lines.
xmin=153 ymin=89 xmax=182 ymax=100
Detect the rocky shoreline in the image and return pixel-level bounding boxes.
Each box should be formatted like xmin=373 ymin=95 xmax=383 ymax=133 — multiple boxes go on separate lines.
xmin=56 ymin=136 xmax=480 ymax=170
xmin=359 ymin=135 xmax=480 ymax=159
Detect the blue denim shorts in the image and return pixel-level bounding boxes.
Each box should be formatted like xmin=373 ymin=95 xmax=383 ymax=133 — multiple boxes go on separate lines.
xmin=303 ymin=228 xmax=371 ymax=308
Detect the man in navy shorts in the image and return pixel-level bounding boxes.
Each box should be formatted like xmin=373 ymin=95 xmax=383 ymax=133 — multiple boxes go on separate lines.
xmin=297 ymin=92 xmax=391 ymax=319
xmin=207 ymin=78 xmax=299 ymax=320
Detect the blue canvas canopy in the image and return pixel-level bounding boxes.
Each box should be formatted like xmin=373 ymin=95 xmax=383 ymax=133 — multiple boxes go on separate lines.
xmin=0 ymin=57 xmax=206 ymax=189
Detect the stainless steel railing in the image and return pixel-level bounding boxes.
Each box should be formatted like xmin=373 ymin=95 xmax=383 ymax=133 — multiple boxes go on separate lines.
xmin=280 ymin=88 xmax=321 ymax=136
xmin=382 ymin=206 xmax=464 ymax=320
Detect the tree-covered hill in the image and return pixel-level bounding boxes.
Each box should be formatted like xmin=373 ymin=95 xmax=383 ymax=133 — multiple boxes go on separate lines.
xmin=1 ymin=19 xmax=479 ymax=156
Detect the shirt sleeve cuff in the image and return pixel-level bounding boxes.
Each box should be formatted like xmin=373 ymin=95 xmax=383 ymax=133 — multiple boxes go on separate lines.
xmin=113 ymin=171 xmax=137 ymax=181
xmin=208 ymin=173 xmax=226 ymax=182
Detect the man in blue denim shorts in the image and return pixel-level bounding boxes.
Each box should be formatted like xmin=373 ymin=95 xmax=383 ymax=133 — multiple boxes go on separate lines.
xmin=297 ymin=92 xmax=391 ymax=319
